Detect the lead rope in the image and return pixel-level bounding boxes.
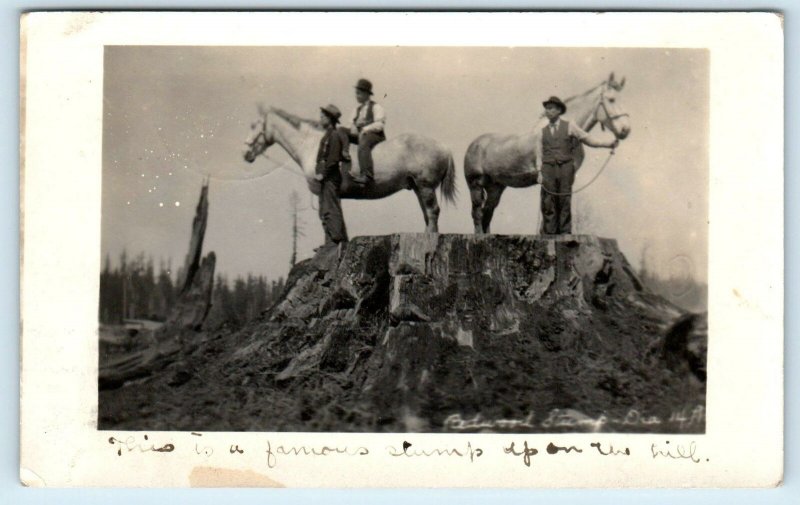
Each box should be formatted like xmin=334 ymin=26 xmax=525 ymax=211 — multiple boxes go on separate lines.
xmin=252 ymin=128 xmax=320 ymax=212
xmin=539 ymin=147 xmax=616 ymax=197
xmin=536 ymin=146 xmax=618 ymax=234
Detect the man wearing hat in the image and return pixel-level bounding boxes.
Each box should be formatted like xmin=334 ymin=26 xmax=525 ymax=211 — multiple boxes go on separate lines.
xmin=534 ymin=96 xmax=619 ymax=235
xmin=347 ymin=78 xmax=386 ymax=185
xmin=314 ymin=104 xmax=349 ymax=245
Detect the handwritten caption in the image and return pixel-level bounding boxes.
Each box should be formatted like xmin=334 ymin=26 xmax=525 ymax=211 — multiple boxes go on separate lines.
xmin=107 ymin=435 xmax=708 ymax=468
xmin=106 ymin=405 xmax=706 ymax=468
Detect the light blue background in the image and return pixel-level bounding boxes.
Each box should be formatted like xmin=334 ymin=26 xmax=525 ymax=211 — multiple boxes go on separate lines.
xmin=3 ymin=2 xmax=795 ymax=503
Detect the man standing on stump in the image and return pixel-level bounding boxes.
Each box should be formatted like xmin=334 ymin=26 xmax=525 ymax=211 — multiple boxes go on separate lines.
xmin=534 ymin=96 xmax=618 ymax=235
xmin=348 ymin=78 xmax=386 ymax=185
xmin=314 ymin=104 xmax=349 ymax=246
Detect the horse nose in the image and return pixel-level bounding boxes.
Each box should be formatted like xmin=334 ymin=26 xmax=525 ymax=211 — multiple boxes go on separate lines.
xmin=617 ymin=120 xmax=631 ymax=139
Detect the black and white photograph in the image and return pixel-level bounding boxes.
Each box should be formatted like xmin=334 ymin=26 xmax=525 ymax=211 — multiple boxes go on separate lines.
xmin=96 ymin=45 xmax=708 ymax=434
xmin=19 ymin=12 xmax=783 ymax=488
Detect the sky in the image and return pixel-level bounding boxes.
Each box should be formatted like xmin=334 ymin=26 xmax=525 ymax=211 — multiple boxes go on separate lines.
xmin=101 ymin=46 xmax=708 ymax=283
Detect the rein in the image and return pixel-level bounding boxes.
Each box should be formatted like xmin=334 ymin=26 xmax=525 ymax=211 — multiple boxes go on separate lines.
xmin=245 ymin=121 xmax=312 ymax=180
xmin=245 ymin=119 xmax=320 ymax=211
xmin=539 ymin=147 xmax=617 ymax=197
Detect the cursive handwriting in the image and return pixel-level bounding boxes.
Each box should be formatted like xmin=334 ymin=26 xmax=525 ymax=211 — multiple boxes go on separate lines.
xmin=108 ymin=434 xmax=174 ymax=456
xmin=540 ymin=409 xmax=608 ymax=431
xmin=191 ymin=432 xmax=213 ymax=457
xmin=615 ymin=409 xmax=662 ymax=427
xmin=546 ymin=442 xmax=583 ymax=454
xmin=387 ymin=441 xmax=483 ymax=462
xmin=446 ymin=407 xmax=703 ymax=433
xmin=503 ymin=441 xmax=539 ymax=467
xmin=651 ymin=440 xmax=702 ymax=463
xmin=265 ymin=441 xmax=369 ymax=468
xmin=668 ymin=406 xmax=705 ymax=430
xmin=444 ymin=412 xmax=536 ymax=431
xmin=591 ymin=442 xmax=630 ymax=456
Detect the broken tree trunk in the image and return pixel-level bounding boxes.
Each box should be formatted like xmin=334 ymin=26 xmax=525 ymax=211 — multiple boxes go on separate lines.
xmin=99 ymin=182 xmax=216 ymax=390
xmin=164 ymin=180 xmax=215 ymax=332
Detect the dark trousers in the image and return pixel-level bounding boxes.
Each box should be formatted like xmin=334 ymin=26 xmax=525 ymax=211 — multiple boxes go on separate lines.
xmin=540 ymin=160 xmax=576 ymax=235
xmin=349 ymin=131 xmax=385 ymax=178
xmin=319 ymin=176 xmax=348 ymax=244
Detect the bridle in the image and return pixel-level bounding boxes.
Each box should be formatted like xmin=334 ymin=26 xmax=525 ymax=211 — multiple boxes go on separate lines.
xmin=245 ymin=118 xmax=269 ymax=157
xmin=244 ymin=115 xmax=312 ymax=179
xmin=595 ymin=85 xmax=629 ymax=137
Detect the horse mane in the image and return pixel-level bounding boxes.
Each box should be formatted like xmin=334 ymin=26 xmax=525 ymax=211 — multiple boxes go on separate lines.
xmin=534 ymin=79 xmax=621 ymax=121
xmin=269 ymin=107 xmax=324 ymax=131
xmin=563 ymin=81 xmax=606 ymax=104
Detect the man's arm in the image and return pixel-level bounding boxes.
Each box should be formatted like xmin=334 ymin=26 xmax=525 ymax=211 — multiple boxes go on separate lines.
xmin=337 ymin=128 xmax=351 ymax=161
xmin=360 ymin=103 xmax=386 ymax=134
xmin=533 ymin=131 xmax=543 ymax=172
xmin=349 ymin=107 xmax=360 ymax=136
xmin=314 ymin=138 xmax=325 ymax=179
xmin=569 ymin=121 xmax=617 ymax=148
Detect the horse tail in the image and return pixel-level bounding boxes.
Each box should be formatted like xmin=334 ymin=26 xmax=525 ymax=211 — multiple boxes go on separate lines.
xmin=439 ymin=152 xmax=458 ymax=205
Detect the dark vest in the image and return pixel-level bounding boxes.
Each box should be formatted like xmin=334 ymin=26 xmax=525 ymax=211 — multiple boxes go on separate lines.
xmin=315 ymin=129 xmax=338 ymax=177
xmin=541 ymin=120 xmax=573 ymax=164
xmin=355 ymin=101 xmax=374 ymax=130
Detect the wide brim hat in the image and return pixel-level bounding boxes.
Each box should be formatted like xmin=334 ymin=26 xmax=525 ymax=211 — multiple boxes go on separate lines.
xmin=354 ymin=78 xmax=374 ymax=95
xmin=542 ymin=96 xmax=567 ymax=114
xmin=320 ymin=104 xmax=342 ymax=121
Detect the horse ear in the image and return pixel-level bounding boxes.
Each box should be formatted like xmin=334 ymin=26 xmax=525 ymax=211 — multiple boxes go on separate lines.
xmin=620 ymin=77 xmax=626 ymax=88
xmin=608 ymin=72 xmax=615 ymax=84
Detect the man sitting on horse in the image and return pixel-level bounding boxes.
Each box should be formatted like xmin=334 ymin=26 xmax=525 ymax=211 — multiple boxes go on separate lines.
xmin=314 ymin=104 xmax=349 ymax=246
xmin=534 ymin=96 xmax=618 ymax=235
xmin=347 ymin=78 xmax=386 ymax=185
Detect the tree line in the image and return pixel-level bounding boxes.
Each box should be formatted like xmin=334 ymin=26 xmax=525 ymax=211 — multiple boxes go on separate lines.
xmin=99 ymin=250 xmax=285 ymax=329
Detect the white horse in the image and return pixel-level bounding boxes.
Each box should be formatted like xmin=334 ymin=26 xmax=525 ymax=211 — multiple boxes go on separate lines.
xmin=243 ymin=107 xmax=456 ymax=233
xmin=464 ymin=73 xmax=632 ymax=234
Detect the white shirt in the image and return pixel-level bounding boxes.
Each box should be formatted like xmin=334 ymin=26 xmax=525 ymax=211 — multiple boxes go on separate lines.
xmin=350 ymin=101 xmax=386 ymax=134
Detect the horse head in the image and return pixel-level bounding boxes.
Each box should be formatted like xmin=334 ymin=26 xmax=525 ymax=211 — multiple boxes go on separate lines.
xmin=243 ymin=105 xmax=276 ymax=163
xmin=595 ymin=72 xmax=631 ymax=140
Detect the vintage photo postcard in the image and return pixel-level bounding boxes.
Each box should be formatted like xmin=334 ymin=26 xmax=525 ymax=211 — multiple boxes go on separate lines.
xmin=20 ymin=11 xmax=783 ymax=487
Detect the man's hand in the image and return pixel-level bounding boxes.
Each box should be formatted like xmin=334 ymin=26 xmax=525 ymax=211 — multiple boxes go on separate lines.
xmin=349 ymin=126 xmax=359 ymax=136
xmin=314 ymin=173 xmax=324 ymax=181
xmin=610 ymin=139 xmax=620 ymax=149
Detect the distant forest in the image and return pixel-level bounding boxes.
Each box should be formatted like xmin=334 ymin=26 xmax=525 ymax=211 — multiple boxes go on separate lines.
xmin=99 ymin=250 xmax=286 ymax=330
xmin=639 ymin=263 xmax=707 ymax=313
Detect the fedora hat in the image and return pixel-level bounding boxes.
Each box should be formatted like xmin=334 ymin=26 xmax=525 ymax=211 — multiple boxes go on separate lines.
xmin=320 ymin=104 xmax=342 ymax=121
xmin=354 ymin=78 xmax=374 ymax=95
xmin=542 ymin=96 xmax=567 ymax=114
